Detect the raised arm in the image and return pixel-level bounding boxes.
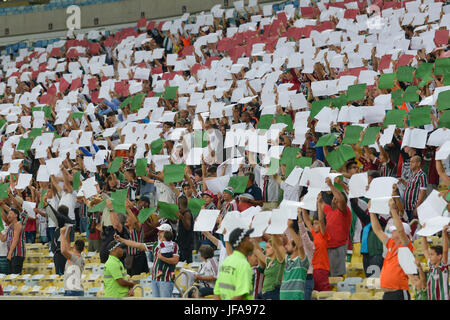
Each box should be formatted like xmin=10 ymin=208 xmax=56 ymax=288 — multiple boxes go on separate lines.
xmin=59 ymin=226 xmax=73 ymax=260
xmin=325 ymin=177 xmax=347 ymax=212
xmin=287 ymin=219 xmax=305 ymax=260
xmin=389 ymin=198 xmax=409 ymax=246
xmin=271 ymin=234 xmax=287 ymax=263
xmin=301 ymin=208 xmax=313 ymax=232
xmin=114 ymin=234 xmax=147 ymax=251
xmin=201 ymin=231 xmax=219 ymax=247
xmin=435 ymin=159 xmax=450 ymax=187
xmin=369 ymin=200 xmax=387 ymax=244
xmin=251 ymin=238 xmax=267 ymax=268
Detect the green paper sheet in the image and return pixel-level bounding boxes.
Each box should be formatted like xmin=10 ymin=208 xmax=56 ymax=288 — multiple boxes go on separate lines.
xmin=276 ymin=114 xmax=293 ymax=131
xmin=378 ymin=73 xmax=396 ymax=89
xmin=311 ymin=99 xmax=331 ymax=119
xmin=107 ymin=156 xmax=123 ymax=173
xmin=331 ymin=95 xmax=347 ymax=109
xmin=315 ymin=133 xmax=338 ymax=147
xmin=188 ymin=198 xmax=206 ymax=218
xmin=39 ymin=189 xmax=47 ymax=209
xmin=360 ymin=127 xmax=381 ymax=146
xmin=438 ymin=110 xmax=450 ymax=129
xmin=71 ymin=112 xmax=84 ymax=119
xmin=0 ymin=119 xmax=6 ymax=131
xmin=257 ymin=115 xmax=274 ymax=130
xmin=73 ymin=171 xmax=81 ymax=190
xmin=137 ymin=207 xmax=157 ymax=223
xmin=111 ymin=189 xmax=128 ymax=214
xmin=266 ymin=158 xmax=279 ymax=176
xmin=151 ymin=138 xmax=164 ymax=155
xmin=228 ymin=176 xmax=249 ymax=194
xmin=157 ymin=201 xmax=179 ymax=220
xmin=434 ymin=58 xmax=450 ymax=76
xmin=164 ymin=86 xmax=178 ymax=100
xmin=0 ymin=183 xmax=9 ymax=200
xmin=408 ymin=106 xmax=431 ymax=127
xmin=131 ymin=93 xmax=145 ymax=111
xmin=383 ymin=109 xmax=407 ymax=128
xmin=280 ymin=147 xmax=301 ymax=164
xmin=325 ymin=149 xmax=346 ymax=170
xmin=396 ymin=66 xmax=414 ymax=82
xmin=17 ymin=138 xmax=33 ymax=152
xmin=285 ymin=156 xmax=312 ymax=177
xmin=437 ymin=90 xmax=450 ymax=111
xmin=418 ymin=74 xmax=434 ymax=88
xmin=88 ymin=200 xmax=106 ymax=213
xmin=403 ymin=86 xmax=419 ymax=102
xmin=415 ymin=62 xmax=433 ymax=78
xmin=391 ymin=89 xmax=404 ymax=106
xmin=445 ymin=189 xmax=450 ymax=202
xmin=163 ymin=164 xmax=186 ymax=184
xmin=0 ymin=213 xmax=4 ymax=232
xmin=135 ymin=158 xmax=148 ymax=177
xmin=347 ymin=84 xmax=366 ymax=101
xmin=29 ymin=128 xmax=43 ymax=139
xmin=342 ymin=126 xmax=364 ymax=144
xmin=339 ymin=144 xmax=356 ymax=161
xmin=120 ymin=96 xmax=132 ymax=109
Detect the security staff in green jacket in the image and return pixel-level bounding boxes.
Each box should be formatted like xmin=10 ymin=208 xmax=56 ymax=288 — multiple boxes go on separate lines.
xmin=214 ymin=228 xmax=254 ymax=300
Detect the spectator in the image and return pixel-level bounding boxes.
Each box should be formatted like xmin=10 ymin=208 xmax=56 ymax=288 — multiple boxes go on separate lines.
xmin=323 ymin=177 xmax=353 ymax=277
xmin=421 ymin=225 xmax=449 ymax=300
xmin=115 ymin=223 xmax=179 ymax=298
xmin=191 ymin=245 xmax=219 ymax=298
xmin=0 ymin=208 xmax=26 ymax=275
xmin=251 ymin=235 xmax=286 ymax=300
xmin=400 ymin=155 xmax=428 ymax=221
xmin=60 ymin=226 xmax=85 ymax=297
xmin=370 ymin=197 xmax=414 ymax=300
xmin=175 ymin=196 xmax=194 ymax=264
xmin=278 ymin=216 xmax=309 ymax=300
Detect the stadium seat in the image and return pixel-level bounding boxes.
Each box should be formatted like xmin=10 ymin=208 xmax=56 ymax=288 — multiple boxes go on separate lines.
xmin=330 ymin=291 xmax=352 ymax=300
xmin=350 ymin=292 xmax=373 ymax=300
xmin=317 ymin=291 xmax=336 ymax=300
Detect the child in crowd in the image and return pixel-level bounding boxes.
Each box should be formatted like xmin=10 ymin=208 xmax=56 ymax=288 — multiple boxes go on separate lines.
xmin=421 ymin=225 xmax=449 ymax=300
xmin=156 ymin=230 xmax=175 ymax=280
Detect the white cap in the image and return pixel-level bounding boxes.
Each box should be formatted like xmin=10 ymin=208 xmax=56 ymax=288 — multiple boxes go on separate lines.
xmin=157 ymin=223 xmax=172 ymax=232
xmin=389 ymin=223 xmax=411 ymax=237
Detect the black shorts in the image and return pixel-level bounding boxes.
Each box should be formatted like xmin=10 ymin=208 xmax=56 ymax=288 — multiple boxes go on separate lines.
xmin=8 ymin=256 xmax=24 ymax=274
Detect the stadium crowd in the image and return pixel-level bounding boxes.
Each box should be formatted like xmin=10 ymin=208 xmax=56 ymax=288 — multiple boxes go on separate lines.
xmin=0 ymin=0 xmax=449 ymax=300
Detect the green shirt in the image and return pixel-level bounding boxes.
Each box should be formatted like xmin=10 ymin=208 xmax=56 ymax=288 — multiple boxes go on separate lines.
xmin=103 ymin=255 xmax=129 ymax=298
xmin=214 ymin=251 xmax=253 ymax=300
xmin=280 ymin=255 xmax=309 ymax=300
xmin=262 ymin=257 xmax=285 ymax=293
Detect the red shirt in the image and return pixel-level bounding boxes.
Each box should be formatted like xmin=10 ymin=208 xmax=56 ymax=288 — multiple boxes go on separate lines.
xmin=311 ymin=230 xmax=331 ymax=271
xmin=24 ymin=217 xmax=36 ymax=232
xmin=323 ymin=204 xmax=353 ymax=248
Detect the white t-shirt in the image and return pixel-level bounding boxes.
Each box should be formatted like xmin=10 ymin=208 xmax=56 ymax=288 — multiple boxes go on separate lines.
xmin=46 ymin=195 xmax=60 ymax=228
xmin=198 ymin=257 xmax=219 ymax=288
xmin=0 ymin=226 xmax=9 ymax=257
xmin=217 ymin=241 xmax=228 ymax=268
xmin=59 ymin=191 xmax=77 ymax=220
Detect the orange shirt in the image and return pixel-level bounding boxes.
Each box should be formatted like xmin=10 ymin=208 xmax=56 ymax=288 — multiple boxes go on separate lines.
xmin=380 ymin=238 xmax=414 ymax=290
xmin=311 ymin=230 xmax=331 ymax=271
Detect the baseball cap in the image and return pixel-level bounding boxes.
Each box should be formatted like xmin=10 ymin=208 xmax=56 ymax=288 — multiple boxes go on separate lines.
xmin=389 ymin=223 xmax=411 ymax=237
xmin=157 ymin=223 xmax=172 ymax=232
xmin=229 ymin=228 xmax=254 ymax=249
xmin=202 ymin=190 xmax=214 ymax=198
xmin=223 ymin=187 xmax=235 ymax=196
xmin=238 ymin=193 xmax=254 ymax=201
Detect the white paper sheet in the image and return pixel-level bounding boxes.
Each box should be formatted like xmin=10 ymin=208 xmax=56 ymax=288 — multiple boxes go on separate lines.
xmin=348 ymin=172 xmax=369 ymax=198
xmin=193 ymin=210 xmax=221 ymax=232
xmin=265 ymin=208 xmax=289 ymax=235
xmin=205 ymin=175 xmax=231 ymax=195
xmin=36 ymin=165 xmax=50 ymax=182
xmin=398 ymin=247 xmax=418 ymax=274
xmin=16 ymin=173 xmax=32 ymax=190
xmin=417 ymin=190 xmax=448 ymax=224
xmin=22 ymin=201 xmax=36 ymax=219
xmin=365 ymin=177 xmax=398 ymax=198
xmin=250 ymin=211 xmax=272 ymax=238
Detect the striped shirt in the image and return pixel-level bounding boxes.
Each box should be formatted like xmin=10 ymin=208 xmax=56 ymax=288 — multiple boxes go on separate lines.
xmin=403 ymin=169 xmax=427 ymax=211
xmin=219 ymin=200 xmax=238 ymax=219
xmin=426 ymin=262 xmax=449 ymax=300
xmin=6 ymin=222 xmax=26 ymax=258
xmin=127 ymin=227 xmax=144 ymax=256
xmin=252 ymin=266 xmax=265 ymax=299
xmin=145 ymin=241 xmax=179 ymax=282
xmin=280 ymin=255 xmax=309 ymax=300
xmin=118 ymin=181 xmax=138 ymax=200
xmin=379 ymin=160 xmax=396 ymax=177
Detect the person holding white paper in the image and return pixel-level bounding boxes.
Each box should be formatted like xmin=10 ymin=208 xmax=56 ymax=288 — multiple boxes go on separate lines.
xmin=369 ymin=198 xmax=414 ymax=300
xmin=322 ymin=177 xmax=352 ymax=277
xmin=420 ymin=225 xmax=449 ymax=300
